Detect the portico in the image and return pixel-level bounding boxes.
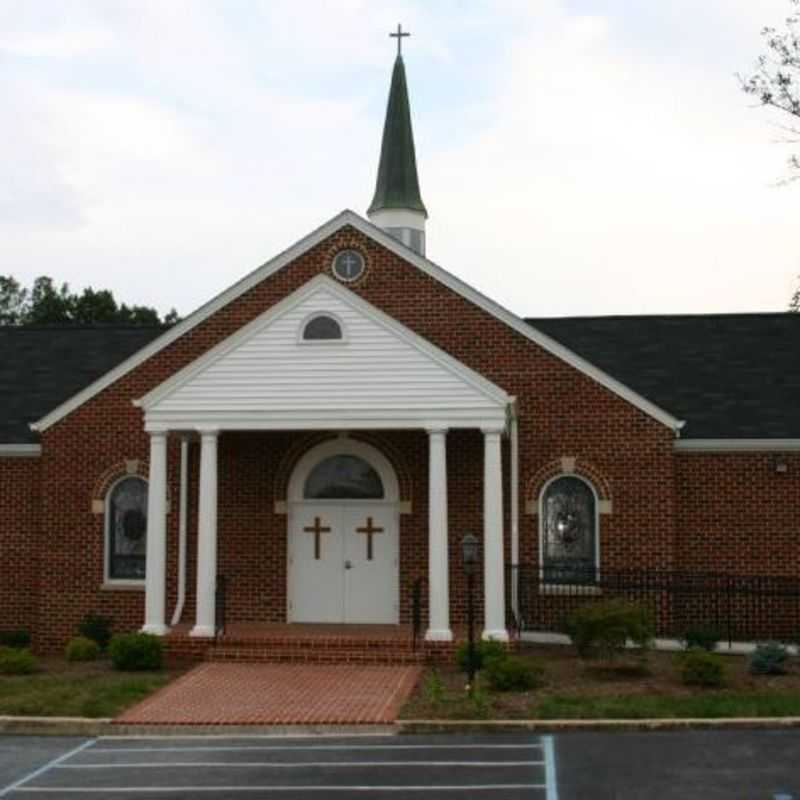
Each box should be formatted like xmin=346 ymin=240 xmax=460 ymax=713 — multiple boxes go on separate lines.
xmin=136 ymin=276 xmax=513 ymax=644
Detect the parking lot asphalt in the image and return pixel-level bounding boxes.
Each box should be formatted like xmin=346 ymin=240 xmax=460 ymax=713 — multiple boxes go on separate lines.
xmin=555 ymin=728 xmax=800 ymax=800
xmin=0 ymin=733 xmax=556 ymax=799
xmin=1 ymin=728 xmax=800 ymax=799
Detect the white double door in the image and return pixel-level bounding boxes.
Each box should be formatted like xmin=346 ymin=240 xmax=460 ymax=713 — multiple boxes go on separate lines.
xmin=288 ymin=503 xmax=399 ymax=624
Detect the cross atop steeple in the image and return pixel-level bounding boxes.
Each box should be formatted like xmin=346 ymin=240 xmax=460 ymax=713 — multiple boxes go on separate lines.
xmin=368 ymin=24 xmax=427 ymax=255
xmin=389 ymin=23 xmax=410 ymax=57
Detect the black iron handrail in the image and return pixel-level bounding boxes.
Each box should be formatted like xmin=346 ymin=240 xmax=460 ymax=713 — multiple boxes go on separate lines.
xmin=215 ymin=575 xmax=227 ymax=641
xmin=411 ymin=576 xmax=424 ymax=651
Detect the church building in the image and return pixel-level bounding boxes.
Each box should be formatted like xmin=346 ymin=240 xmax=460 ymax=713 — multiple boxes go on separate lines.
xmin=2 ymin=38 xmax=799 ymax=656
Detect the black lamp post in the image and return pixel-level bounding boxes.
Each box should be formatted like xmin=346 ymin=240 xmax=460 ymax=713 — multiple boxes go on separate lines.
xmin=461 ymin=533 xmax=479 ymax=689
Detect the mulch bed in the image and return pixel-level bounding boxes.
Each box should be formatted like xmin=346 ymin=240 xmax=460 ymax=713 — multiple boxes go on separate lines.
xmin=399 ymin=644 xmax=800 ymax=720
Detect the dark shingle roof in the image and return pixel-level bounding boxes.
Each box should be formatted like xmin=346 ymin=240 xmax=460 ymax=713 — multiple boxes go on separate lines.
xmin=0 ymin=325 xmax=167 ymax=444
xmin=527 ymin=312 xmax=800 ymax=439
xmin=3 ymin=314 xmax=798 ymax=445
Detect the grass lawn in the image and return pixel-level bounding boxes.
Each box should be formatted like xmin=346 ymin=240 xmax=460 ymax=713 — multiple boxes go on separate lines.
xmin=0 ymin=658 xmax=186 ymax=718
xmin=400 ymin=644 xmax=800 ymax=720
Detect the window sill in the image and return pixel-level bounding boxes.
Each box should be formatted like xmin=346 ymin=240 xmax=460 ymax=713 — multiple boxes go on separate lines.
xmin=538 ymin=584 xmax=602 ymax=595
xmin=100 ymin=582 xmax=145 ymax=592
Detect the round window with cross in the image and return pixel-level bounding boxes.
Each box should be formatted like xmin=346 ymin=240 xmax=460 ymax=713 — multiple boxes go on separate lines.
xmin=332 ymin=249 xmax=365 ymax=282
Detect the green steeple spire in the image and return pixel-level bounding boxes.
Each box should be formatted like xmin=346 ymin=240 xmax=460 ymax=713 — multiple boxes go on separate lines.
xmin=368 ymin=54 xmax=427 ymax=218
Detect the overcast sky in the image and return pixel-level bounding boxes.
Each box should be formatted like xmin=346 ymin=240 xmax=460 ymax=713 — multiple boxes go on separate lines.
xmin=2 ymin=0 xmax=798 ymax=319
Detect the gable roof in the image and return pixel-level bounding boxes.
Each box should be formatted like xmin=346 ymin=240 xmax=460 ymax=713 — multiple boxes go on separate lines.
xmin=136 ymin=275 xmax=510 ymax=431
xmin=28 ymin=210 xmax=684 ymax=435
xmin=0 ymin=325 xmax=166 ymax=444
xmin=528 ymin=312 xmax=800 ymax=440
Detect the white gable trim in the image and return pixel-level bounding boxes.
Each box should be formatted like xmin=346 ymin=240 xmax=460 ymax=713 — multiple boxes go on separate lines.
xmin=31 ymin=209 xmax=684 ymax=433
xmin=675 ymin=439 xmax=800 ymax=453
xmin=0 ymin=444 xmax=42 ymax=457
xmin=135 ymin=274 xmax=511 ymax=430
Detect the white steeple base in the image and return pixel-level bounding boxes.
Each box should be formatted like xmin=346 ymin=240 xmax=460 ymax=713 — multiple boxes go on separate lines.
xmin=368 ymin=208 xmax=426 ymax=256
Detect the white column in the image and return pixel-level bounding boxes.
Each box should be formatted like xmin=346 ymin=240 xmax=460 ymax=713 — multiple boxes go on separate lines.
xmin=482 ymin=425 xmax=509 ymax=641
xmin=170 ymin=435 xmax=190 ymax=626
xmin=425 ymin=426 xmax=452 ymax=642
xmin=191 ymin=429 xmax=218 ymax=638
xmin=142 ymin=431 xmax=169 ymax=635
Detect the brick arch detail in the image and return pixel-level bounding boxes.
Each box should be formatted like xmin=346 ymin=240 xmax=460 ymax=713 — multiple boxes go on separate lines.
xmin=91 ymin=459 xmax=150 ymax=504
xmin=525 ymin=457 xmax=612 ymax=508
xmin=273 ymin=432 xmax=414 ymax=504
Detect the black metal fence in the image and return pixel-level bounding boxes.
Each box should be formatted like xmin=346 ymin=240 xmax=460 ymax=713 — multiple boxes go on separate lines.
xmin=510 ymin=565 xmax=800 ymax=645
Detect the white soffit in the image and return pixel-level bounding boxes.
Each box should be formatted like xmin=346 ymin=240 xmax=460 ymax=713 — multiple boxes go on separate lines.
xmin=136 ymin=275 xmax=511 ymax=429
xmin=31 ymin=209 xmax=684 ymax=433
xmin=0 ymin=444 xmax=42 ymax=457
xmin=675 ymin=439 xmax=800 ymax=453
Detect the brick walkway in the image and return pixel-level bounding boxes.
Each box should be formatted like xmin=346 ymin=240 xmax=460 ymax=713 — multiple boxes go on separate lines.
xmin=114 ymin=662 xmax=422 ymax=725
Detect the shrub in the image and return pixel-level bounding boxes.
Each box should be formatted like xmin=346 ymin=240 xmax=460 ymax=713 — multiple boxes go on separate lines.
xmin=423 ymin=670 xmax=446 ymax=706
xmin=108 ymin=633 xmax=163 ymax=671
xmin=0 ymin=629 xmax=31 ymax=649
xmin=749 ymin=642 xmax=790 ymax=675
xmin=565 ymin=600 xmax=654 ymax=660
xmin=77 ymin=614 xmax=114 ymax=650
xmin=676 ymin=649 xmax=726 ymax=688
xmin=455 ymin=640 xmax=507 ymax=673
xmin=65 ymin=636 xmax=101 ymax=663
xmin=467 ymin=684 xmax=491 ymax=718
xmin=484 ymin=656 xmax=545 ymax=692
xmin=680 ymin=624 xmax=721 ymax=652
xmin=0 ymin=646 xmax=38 ymax=675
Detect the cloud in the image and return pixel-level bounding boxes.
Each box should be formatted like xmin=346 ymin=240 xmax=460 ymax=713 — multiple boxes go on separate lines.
xmin=0 ymin=28 xmax=113 ymax=58
xmin=0 ymin=0 xmax=797 ymax=318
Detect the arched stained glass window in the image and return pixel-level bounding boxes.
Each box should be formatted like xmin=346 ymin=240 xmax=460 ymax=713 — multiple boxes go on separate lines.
xmin=542 ymin=476 xmax=597 ymax=584
xmin=107 ymin=477 xmax=148 ymax=580
xmin=304 ymin=455 xmax=384 ymax=499
xmin=303 ymin=315 xmax=342 ymax=341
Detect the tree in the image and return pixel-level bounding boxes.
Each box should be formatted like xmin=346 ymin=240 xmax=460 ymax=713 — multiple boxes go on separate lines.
xmin=0 ymin=276 xmax=28 ymax=325
xmin=741 ymin=0 xmax=800 ymax=179
xmin=740 ymin=0 xmax=800 ymax=311
xmin=0 ymin=275 xmax=179 ymax=325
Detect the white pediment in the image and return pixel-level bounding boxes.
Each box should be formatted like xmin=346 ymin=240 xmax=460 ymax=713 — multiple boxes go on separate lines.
xmin=137 ymin=275 xmax=510 ymax=431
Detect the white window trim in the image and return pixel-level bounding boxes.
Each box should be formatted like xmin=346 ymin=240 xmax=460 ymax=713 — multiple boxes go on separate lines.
xmin=538 ymin=473 xmax=601 ymax=590
xmin=104 ymin=474 xmax=148 ymax=587
xmin=287 ymin=438 xmax=400 ymax=504
xmin=297 ymin=310 xmax=347 ymax=345
xmin=331 ymin=248 xmax=366 ymax=283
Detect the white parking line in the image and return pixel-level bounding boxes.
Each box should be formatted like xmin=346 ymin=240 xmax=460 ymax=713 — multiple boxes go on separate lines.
xmin=543 ymin=736 xmax=559 ymax=800
xmin=58 ymin=760 xmax=545 ymax=769
xmin=5 ymin=735 xmax=555 ymax=798
xmin=89 ymin=743 xmax=544 ymax=753
xmin=0 ymin=740 xmax=95 ymax=799
xmin=14 ymin=785 xmax=547 ymax=794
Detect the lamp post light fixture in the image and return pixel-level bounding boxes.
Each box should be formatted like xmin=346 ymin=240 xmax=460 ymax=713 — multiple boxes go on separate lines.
xmin=461 ymin=533 xmax=479 ymax=690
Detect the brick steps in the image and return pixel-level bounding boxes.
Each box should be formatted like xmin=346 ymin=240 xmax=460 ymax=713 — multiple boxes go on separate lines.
xmin=206 ymin=634 xmax=449 ymax=665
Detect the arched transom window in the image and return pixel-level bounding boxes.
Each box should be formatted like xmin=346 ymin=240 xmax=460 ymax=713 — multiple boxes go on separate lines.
xmin=304 ymin=455 xmax=384 ymax=499
xmin=107 ymin=476 xmax=148 ymax=581
xmin=302 ymin=314 xmax=342 ymax=341
xmin=541 ymin=476 xmax=597 ymax=583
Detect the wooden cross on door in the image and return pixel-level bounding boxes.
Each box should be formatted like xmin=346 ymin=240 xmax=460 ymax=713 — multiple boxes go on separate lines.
xmin=356 ymin=516 xmax=384 ymax=561
xmin=303 ymin=516 xmax=331 ymax=560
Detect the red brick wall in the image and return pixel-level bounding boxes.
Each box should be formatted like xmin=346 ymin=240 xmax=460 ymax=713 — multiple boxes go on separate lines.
xmin=24 ymin=225 xmax=680 ymax=650
xmin=676 ymin=452 xmax=800 ymax=575
xmin=0 ymin=457 xmax=41 ymax=635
